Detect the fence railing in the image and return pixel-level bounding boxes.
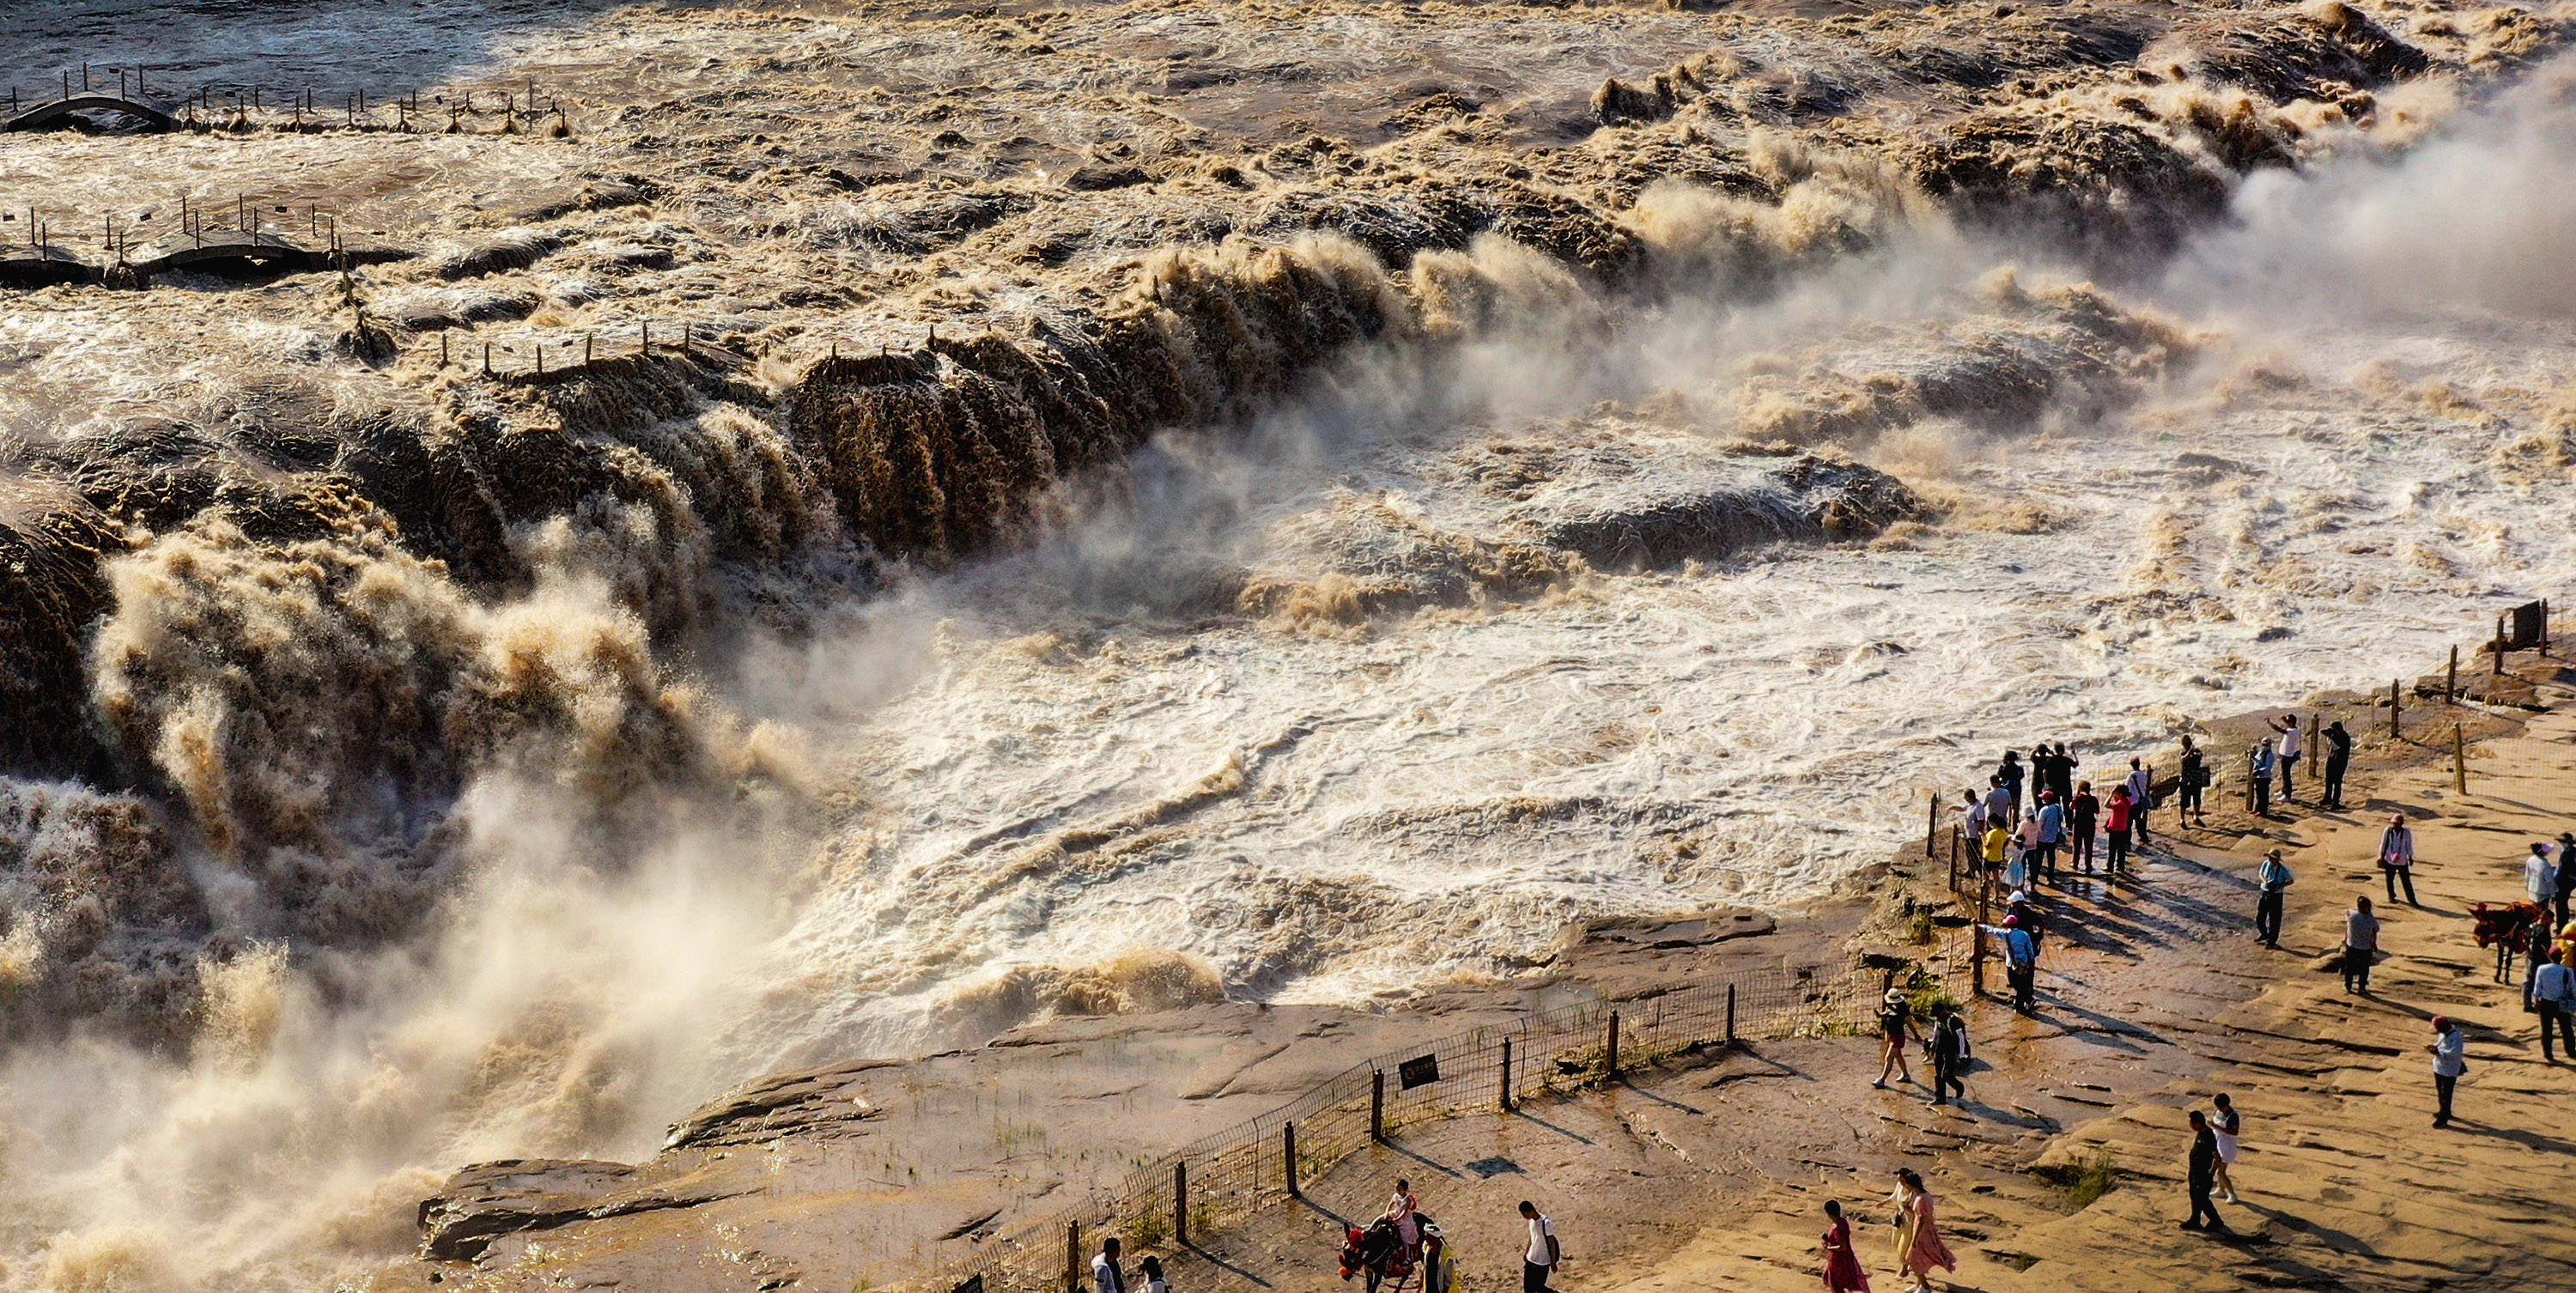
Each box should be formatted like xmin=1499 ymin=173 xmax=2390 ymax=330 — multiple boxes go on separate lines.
xmin=929 ymin=956 xmax=1943 ymax=1293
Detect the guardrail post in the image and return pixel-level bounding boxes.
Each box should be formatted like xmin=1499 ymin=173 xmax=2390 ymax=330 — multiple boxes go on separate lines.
xmin=1370 ymin=1070 xmax=1384 ymax=1142
xmin=1924 ymin=791 xmax=1937 ymax=861
xmin=2390 ymin=678 xmax=2401 ymax=738
xmin=1175 ymin=1162 xmax=1188 ymax=1247
xmin=1284 ymin=1121 xmax=1298 ymax=1198
xmin=1726 ymin=984 xmax=1737 ymax=1044
xmin=1065 ymin=1220 xmax=1079 ymax=1293
xmin=2496 ymin=614 xmax=2506 ymax=676
xmin=2449 ymin=645 xmax=2458 ymax=702
xmin=2453 ymin=724 xmax=2467 ymax=793
xmin=1606 ymin=1011 xmax=1619 ymax=1081
xmin=1499 ymin=1037 xmax=1512 ymax=1111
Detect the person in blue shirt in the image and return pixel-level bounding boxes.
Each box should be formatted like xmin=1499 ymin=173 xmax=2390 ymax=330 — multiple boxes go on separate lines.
xmin=2254 ymin=849 xmax=2293 ymax=948
xmin=1978 ymin=915 xmax=2039 ymax=1015
xmin=2032 ymin=791 xmax=2064 ymax=883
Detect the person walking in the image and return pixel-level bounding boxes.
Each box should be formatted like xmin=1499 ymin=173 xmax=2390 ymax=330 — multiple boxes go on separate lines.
xmin=1092 ymin=1238 xmax=1126 ymax=1293
xmin=1978 ymin=914 xmax=2039 ymax=1015
xmin=2267 ymin=714 xmax=2303 ymax=803
xmin=1873 ymin=986 xmax=1923 ymax=1090
xmin=2535 ymin=949 xmax=2575 ymax=1063
xmin=2178 ymin=735 xmax=2208 ymax=826
xmin=2124 ymin=757 xmax=2154 ymax=847
xmin=2182 ymin=1110 xmax=2228 ymax=1232
xmin=2342 ymin=896 xmax=2380 ymax=993
xmin=1518 ymin=1201 xmax=1559 ymax=1293
xmin=1927 ymin=1003 xmax=1968 ymax=1106
xmin=2555 ymin=832 xmax=2576 ymax=928
xmin=2254 ymin=849 xmax=2293 ymax=948
xmin=2529 ymin=842 xmax=2559 ymax=910
xmin=2208 ymin=1094 xmax=2244 ymax=1203
xmin=2249 ymin=740 xmax=2275 ymax=817
xmin=2033 ymin=790 xmax=2063 ymax=881
xmin=2379 ymin=815 xmax=2419 ymax=906
xmin=2427 ymin=1017 xmax=2466 ymax=1128
xmin=1888 ymin=1170 xmax=1956 ymax=1293
xmin=1139 ymin=1257 xmax=1169 ymax=1293
xmin=2105 ymin=786 xmax=2134 ymax=877
xmin=2321 ymin=720 xmax=2353 ymax=810
xmin=1820 ymin=1200 xmax=1870 ymax=1292
xmin=2069 ymin=780 xmax=2099 ymax=874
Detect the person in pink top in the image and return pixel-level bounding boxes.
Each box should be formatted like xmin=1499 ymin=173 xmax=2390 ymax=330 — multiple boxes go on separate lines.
xmin=2105 ymin=786 xmax=2135 ymax=877
xmin=1889 ymin=1169 xmax=1956 ymax=1293
xmin=1820 ymin=1199 xmax=1869 ymax=1291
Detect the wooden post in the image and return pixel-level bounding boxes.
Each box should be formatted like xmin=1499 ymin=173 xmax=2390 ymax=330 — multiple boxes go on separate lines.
xmin=483 ymin=340 xmax=491 ymax=374
xmin=535 ymin=343 xmax=544 ymax=375
xmin=2449 ymin=646 xmax=2458 ymax=702
xmin=1499 ymin=1036 xmax=1513 ymax=1111
xmin=2496 ymin=614 xmax=2506 ymax=676
xmin=1606 ymin=1010 xmax=1620 ymax=1080
xmin=641 ymin=320 xmax=650 ymax=354
xmin=1972 ymin=872 xmax=1991 ymax=997
xmin=1925 ymin=792 xmax=1938 ymax=862
xmin=2390 ymin=679 xmax=2401 ymax=738
xmin=440 ymin=331 xmax=448 ymax=367
xmin=1284 ymin=1121 xmax=1298 ymax=1198
xmin=2453 ymin=725 xmax=2467 ymax=794
xmin=1725 ymin=983 xmax=1737 ymax=1044
xmin=1370 ymin=1070 xmax=1384 ymax=1142
xmin=1174 ymin=1162 xmax=1188 ymax=1247
xmin=585 ymin=333 xmax=593 ymax=364
xmin=1066 ymin=1220 xmax=1080 ymax=1293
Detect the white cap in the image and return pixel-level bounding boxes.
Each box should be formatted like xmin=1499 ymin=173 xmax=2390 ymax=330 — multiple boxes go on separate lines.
xmin=2008 ymin=890 xmax=2028 ymax=904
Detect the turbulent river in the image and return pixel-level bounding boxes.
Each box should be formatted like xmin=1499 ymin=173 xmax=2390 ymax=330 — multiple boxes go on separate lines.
xmin=3 ymin=1 xmax=2575 ymax=1289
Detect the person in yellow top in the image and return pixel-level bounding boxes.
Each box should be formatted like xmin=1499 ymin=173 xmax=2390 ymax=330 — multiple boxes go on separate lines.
xmin=1982 ymin=821 xmax=2010 ymax=875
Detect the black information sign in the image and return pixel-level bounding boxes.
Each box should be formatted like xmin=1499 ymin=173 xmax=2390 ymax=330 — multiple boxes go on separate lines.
xmin=1398 ymin=1054 xmax=1440 ymax=1090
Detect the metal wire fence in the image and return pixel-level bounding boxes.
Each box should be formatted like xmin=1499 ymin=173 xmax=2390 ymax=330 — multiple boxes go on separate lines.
xmin=932 ymin=955 xmax=1948 ymax=1293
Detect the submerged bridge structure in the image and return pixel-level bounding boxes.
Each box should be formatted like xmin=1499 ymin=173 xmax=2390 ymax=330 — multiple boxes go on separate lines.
xmin=3 ymin=92 xmax=179 ymax=133
xmin=0 ymin=228 xmax=412 ymax=286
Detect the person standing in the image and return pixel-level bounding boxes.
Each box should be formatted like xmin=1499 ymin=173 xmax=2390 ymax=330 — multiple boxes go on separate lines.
xmin=2033 ymin=790 xmax=2063 ymax=881
xmin=2427 ymin=1017 xmax=2466 ymax=1128
xmin=1982 ymin=816 xmax=2010 ymax=879
xmin=2342 ymin=896 xmax=2380 ymax=993
xmin=2379 ymin=815 xmax=2419 ymax=906
xmin=2050 ymin=742 xmax=2075 ymax=807
xmin=1820 ymin=1200 xmax=1870 ymax=1292
xmin=1092 ymin=1238 xmax=1126 ymax=1293
xmin=2105 ymin=786 xmax=2134 ymax=877
xmin=2249 ymin=741 xmax=2275 ymax=817
xmin=1888 ymin=1170 xmax=1956 ymax=1293
xmin=1139 ymin=1257 xmax=1169 ymax=1293
xmin=2534 ymin=950 xmax=2575 ymax=1064
xmin=1873 ymin=986 xmax=1923 ymax=1090
xmin=2007 ymin=890 xmax=2046 ymax=962
xmin=2124 ymin=757 xmax=2154 ymax=847
xmin=2208 ymin=1095 xmax=2244 ymax=1204
xmin=2555 ymin=832 xmax=2576 ymax=928
xmin=2070 ymin=780 xmax=2099 ymax=874
xmin=2268 ymin=713 xmax=2303 ymax=803
xmin=1997 ymin=751 xmax=2026 ymax=823
xmin=2183 ymin=1110 xmax=2228 ymax=1232
xmin=2321 ymin=720 xmax=2353 ymax=810
xmin=2254 ymin=849 xmax=2293 ymax=948
xmin=1960 ymin=789 xmax=1986 ymax=847
xmin=2178 ymin=735 xmax=2207 ymax=826
xmin=1984 ymin=776 xmax=2014 ymax=835
xmin=1928 ymin=1004 xmax=1968 ymax=1106
xmin=1518 ymin=1202 xmax=1559 ymax=1293
xmin=2529 ymin=842 xmax=2559 ymax=910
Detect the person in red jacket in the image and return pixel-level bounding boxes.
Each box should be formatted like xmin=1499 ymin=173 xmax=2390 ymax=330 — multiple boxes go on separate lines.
xmin=2105 ymin=786 xmax=2134 ymax=877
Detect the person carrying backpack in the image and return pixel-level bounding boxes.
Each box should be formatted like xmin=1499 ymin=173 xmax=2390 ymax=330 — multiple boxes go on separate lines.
xmin=1928 ymin=1003 xmax=1969 ymax=1106
xmin=1978 ymin=916 xmax=2039 ymax=1015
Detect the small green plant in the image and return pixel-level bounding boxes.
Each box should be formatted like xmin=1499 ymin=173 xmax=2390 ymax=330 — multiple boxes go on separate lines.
xmin=1128 ymin=1206 xmax=1170 ymax=1249
xmin=2032 ymin=1146 xmax=2120 ymax=1209
xmin=1907 ymin=910 xmax=1938 ymax=944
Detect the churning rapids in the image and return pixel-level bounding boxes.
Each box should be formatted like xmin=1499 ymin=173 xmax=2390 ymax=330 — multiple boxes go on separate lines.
xmin=3 ymin=0 xmax=2576 ymax=1288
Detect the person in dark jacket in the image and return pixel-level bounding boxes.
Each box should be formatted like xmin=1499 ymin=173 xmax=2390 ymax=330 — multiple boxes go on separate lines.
xmin=2178 ymin=736 xmax=2207 ymax=825
xmin=2253 ymin=850 xmax=2293 ymax=947
xmin=2069 ymin=781 xmax=2099 ymax=873
xmin=2554 ymin=832 xmax=2576 ymax=928
xmin=1997 ymin=750 xmax=2026 ymax=823
xmin=1928 ymin=1004 xmax=1968 ymax=1105
xmin=2183 ymin=1110 xmax=2227 ymax=1232
xmin=2321 ymin=721 xmax=2354 ymax=810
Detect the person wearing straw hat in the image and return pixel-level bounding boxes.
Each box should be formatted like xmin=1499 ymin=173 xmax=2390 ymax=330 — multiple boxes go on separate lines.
xmin=1873 ymin=984 xmax=1923 ymax=1090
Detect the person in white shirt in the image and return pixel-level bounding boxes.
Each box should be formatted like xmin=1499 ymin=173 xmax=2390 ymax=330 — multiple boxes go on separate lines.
xmin=1139 ymin=1256 xmax=1168 ymax=1293
xmin=2527 ymin=843 xmax=2558 ymax=908
xmin=1092 ymin=1238 xmax=1125 ymax=1293
xmin=2427 ymin=1017 xmax=2466 ymax=1128
xmin=1386 ymin=1179 xmax=1421 ymax=1260
xmin=2535 ymin=950 xmax=2575 ymax=1063
xmin=2379 ymin=816 xmax=2418 ymax=907
xmin=2267 ymin=714 xmax=2303 ymax=802
xmin=2208 ymin=1094 xmax=2243 ymax=1203
xmin=2124 ymin=758 xmax=2154 ymax=847
xmin=1518 ymin=1201 xmax=1559 ymax=1293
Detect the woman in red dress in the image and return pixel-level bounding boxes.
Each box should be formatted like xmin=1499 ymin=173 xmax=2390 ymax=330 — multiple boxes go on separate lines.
xmin=1820 ymin=1199 xmax=1870 ymax=1291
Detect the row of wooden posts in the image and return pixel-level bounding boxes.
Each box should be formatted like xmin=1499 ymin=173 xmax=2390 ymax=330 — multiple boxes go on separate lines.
xmin=438 ymin=321 xmax=709 ymax=376
xmin=20 ymin=197 xmax=343 ymax=253
xmin=1044 ymin=995 xmax=1743 ymax=1293
xmin=9 ymin=64 xmax=566 ymax=131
